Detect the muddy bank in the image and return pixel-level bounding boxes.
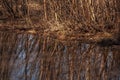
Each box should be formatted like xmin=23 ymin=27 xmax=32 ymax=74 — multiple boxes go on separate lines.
xmin=0 ymin=25 xmax=119 ymax=47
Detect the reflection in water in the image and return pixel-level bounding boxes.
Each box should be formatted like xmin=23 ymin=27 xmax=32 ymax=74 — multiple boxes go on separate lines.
xmin=0 ymin=32 xmax=120 ymax=80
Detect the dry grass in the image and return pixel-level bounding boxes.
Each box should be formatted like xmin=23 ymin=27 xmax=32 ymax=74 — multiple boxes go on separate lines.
xmin=0 ymin=1 xmax=120 ymax=79
xmin=0 ymin=0 xmax=119 ymax=32
xmin=0 ymin=0 xmax=119 ymax=44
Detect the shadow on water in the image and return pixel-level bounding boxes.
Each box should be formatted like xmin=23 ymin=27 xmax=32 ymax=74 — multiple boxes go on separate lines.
xmin=0 ymin=31 xmax=120 ymax=80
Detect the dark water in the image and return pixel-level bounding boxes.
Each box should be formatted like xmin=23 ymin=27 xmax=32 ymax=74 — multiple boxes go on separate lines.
xmin=0 ymin=32 xmax=120 ymax=80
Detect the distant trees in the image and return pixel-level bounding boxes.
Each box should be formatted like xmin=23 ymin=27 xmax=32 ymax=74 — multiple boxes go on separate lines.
xmin=1 ymin=0 xmax=28 ymax=18
xmin=0 ymin=0 xmax=119 ymax=33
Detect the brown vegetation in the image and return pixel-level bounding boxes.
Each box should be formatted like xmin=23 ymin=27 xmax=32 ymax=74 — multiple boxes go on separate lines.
xmin=0 ymin=0 xmax=119 ymax=43
xmin=0 ymin=0 xmax=120 ymax=80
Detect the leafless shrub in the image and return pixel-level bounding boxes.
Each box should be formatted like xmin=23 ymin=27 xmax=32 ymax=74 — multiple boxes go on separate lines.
xmin=0 ymin=1 xmax=120 ymax=80
xmin=0 ymin=0 xmax=119 ymax=33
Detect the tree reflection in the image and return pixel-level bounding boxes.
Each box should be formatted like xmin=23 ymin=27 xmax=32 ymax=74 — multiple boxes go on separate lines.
xmin=0 ymin=32 xmax=120 ymax=80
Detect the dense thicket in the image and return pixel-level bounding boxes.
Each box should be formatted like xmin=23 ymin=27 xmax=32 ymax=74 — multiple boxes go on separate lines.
xmin=0 ymin=0 xmax=120 ymax=80
xmin=0 ymin=0 xmax=119 ymax=33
